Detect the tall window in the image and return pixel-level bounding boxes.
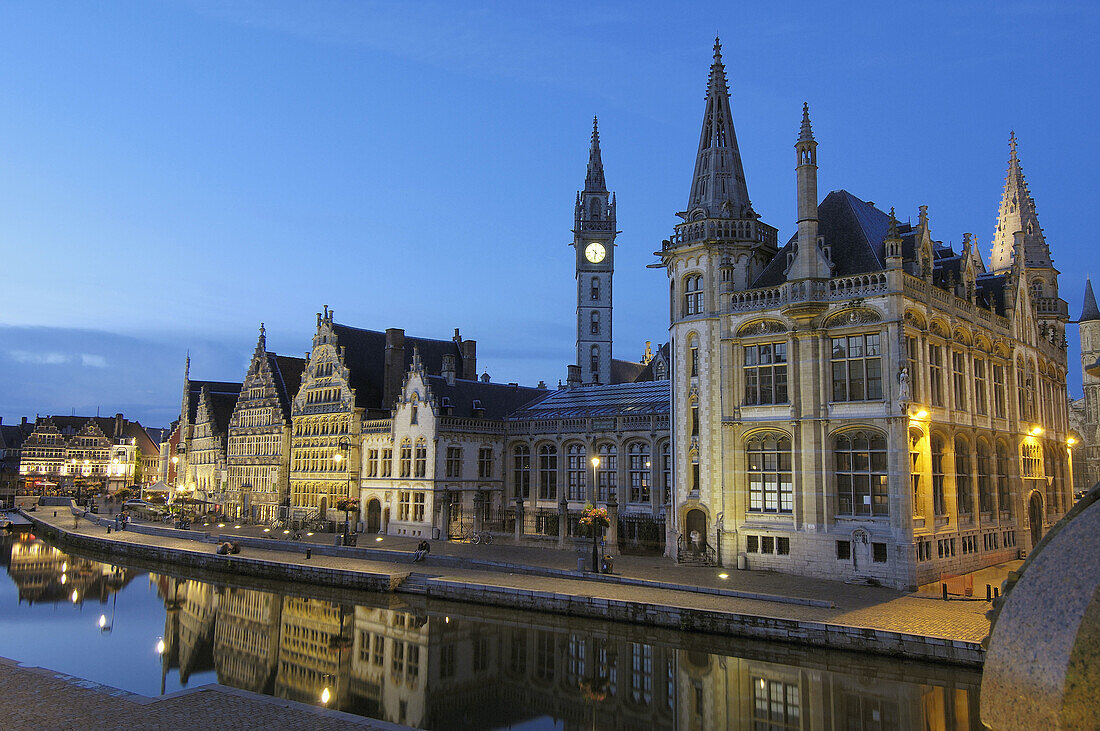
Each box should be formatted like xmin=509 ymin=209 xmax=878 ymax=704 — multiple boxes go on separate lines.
xmin=367 ymin=449 xmax=379 ymax=478
xmin=744 ymin=342 xmax=788 ymax=405
xmin=996 ymin=442 xmax=1011 ymax=516
xmin=952 ymin=352 xmax=967 ymax=410
xmin=566 ymin=444 xmax=586 ymax=501
xmin=835 ymin=431 xmax=888 ymax=516
xmin=1022 ymin=443 xmax=1043 ymax=479
xmin=445 ymin=446 xmax=462 ymax=478
xmin=929 ymin=345 xmax=945 ymax=407
xmin=752 ymin=677 xmax=800 ymax=729
xmin=399 ymin=490 xmax=411 ymax=520
xmin=661 ymin=443 xmax=671 ymax=504
xmin=690 ymin=401 xmax=699 ymax=437
xmin=381 ymin=448 xmax=393 ymax=477
xmin=746 ymin=433 xmax=793 ymax=513
xmin=590 ymin=277 xmax=599 ymax=300
xmin=689 ymin=337 xmax=699 ymax=377
xmin=590 ymin=311 xmax=600 ymax=335
xmin=597 ymin=444 xmax=617 ymax=502
xmin=478 ymin=447 xmax=493 ymax=478
xmin=399 ymin=439 xmax=412 ymax=478
xmin=628 ymin=443 xmax=650 ymax=504
xmin=977 ymin=442 xmax=993 ymax=513
xmin=538 ymin=445 xmax=557 ymax=500
xmin=973 ymin=359 xmax=988 ymax=415
xmin=590 ymin=346 xmax=600 ymax=382
xmin=909 ymin=429 xmax=922 ymax=516
xmin=831 ymin=334 xmax=882 ymax=401
xmin=414 ymin=439 xmax=427 ymax=478
xmin=513 ymin=445 xmax=531 ymax=499
xmin=955 ymin=438 xmax=972 ymax=518
xmin=931 ymin=436 xmax=946 ymax=516
xmin=413 ymin=492 xmax=425 ymax=522
xmin=992 ymin=363 xmax=1006 ymax=418
xmin=905 ymin=336 xmax=922 ymax=403
xmin=683 ymin=274 xmax=704 ymax=316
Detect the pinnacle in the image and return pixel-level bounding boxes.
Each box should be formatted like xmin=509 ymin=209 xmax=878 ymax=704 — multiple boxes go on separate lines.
xmin=584 ymin=115 xmax=606 ymax=192
xmin=799 ymin=102 xmax=814 ymax=143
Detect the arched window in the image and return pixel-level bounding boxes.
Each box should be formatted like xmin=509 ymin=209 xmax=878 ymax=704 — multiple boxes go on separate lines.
xmin=835 ymin=430 xmax=888 ymax=516
xmin=1030 ymin=279 xmax=1043 ymax=300
xmin=512 ymin=445 xmax=531 ymax=500
xmin=977 ymin=442 xmax=993 ymax=513
xmin=955 ymin=437 xmax=972 ymax=517
xmin=538 ymin=444 xmax=557 ymax=500
xmin=399 ymin=438 xmax=412 ymax=478
xmin=566 ymin=444 xmax=586 ymax=501
xmin=590 ymin=345 xmax=600 ymax=383
xmin=628 ymin=442 xmax=651 ymax=504
xmin=995 ymin=442 xmax=1011 ymax=516
xmin=683 ymin=275 xmax=704 ymax=316
xmin=746 ymin=433 xmax=793 ymax=513
xmin=414 ymin=439 xmax=427 ymax=477
xmin=590 ymin=277 xmax=599 ymax=301
xmin=597 ymin=444 xmax=617 ymax=502
xmin=590 ymin=310 xmax=600 ymax=335
xmin=931 ymin=435 xmax=946 ymax=516
xmin=909 ymin=428 xmax=923 ymax=516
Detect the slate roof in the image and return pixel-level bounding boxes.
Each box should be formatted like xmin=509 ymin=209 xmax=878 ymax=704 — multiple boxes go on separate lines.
xmin=507 ymin=380 xmax=670 ymax=420
xmin=268 ymin=353 xmax=307 ymax=421
xmin=1082 ymin=279 xmax=1100 ymax=322
xmin=186 ymin=381 xmax=242 ymax=423
xmin=425 ymin=376 xmax=546 ymax=420
xmin=753 ymin=190 xmax=889 ymax=288
xmin=331 ymin=323 xmax=469 ymax=411
xmin=207 ymin=391 xmax=240 ymax=436
xmin=0 ymin=424 xmax=31 ymax=452
xmin=610 ymin=359 xmax=647 ymax=384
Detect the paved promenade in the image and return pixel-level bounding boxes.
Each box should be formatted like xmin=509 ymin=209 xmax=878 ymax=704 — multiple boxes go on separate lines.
xmin=23 ymin=509 xmax=991 ymax=664
xmin=0 ymin=656 xmax=404 ymax=730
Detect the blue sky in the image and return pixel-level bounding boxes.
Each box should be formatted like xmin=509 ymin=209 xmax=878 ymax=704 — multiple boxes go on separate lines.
xmin=1 ymin=1 xmax=1097 ymax=427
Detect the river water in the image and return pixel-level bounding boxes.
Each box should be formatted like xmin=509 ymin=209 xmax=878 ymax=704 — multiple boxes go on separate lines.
xmin=0 ymin=531 xmax=982 ymax=729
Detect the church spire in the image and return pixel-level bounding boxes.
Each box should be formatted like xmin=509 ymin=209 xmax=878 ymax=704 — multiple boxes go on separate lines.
xmin=687 ymin=35 xmax=751 ymax=217
xmin=989 ymin=132 xmax=1052 ymax=272
xmin=1082 ymin=278 xmax=1100 ymax=322
xmin=584 ymin=116 xmax=606 ymax=192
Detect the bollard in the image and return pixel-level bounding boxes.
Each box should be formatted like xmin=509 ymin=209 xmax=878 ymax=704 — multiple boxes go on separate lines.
xmin=107 ymin=526 xmax=111 ymax=534
xmin=942 ymin=582 xmax=949 ymax=600
xmin=986 ymin=584 xmax=992 ymax=601
xmin=305 ymin=548 xmax=312 ymax=560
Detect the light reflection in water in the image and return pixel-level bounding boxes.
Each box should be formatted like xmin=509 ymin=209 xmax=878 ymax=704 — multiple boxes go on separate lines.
xmin=0 ymin=533 xmax=984 ymax=729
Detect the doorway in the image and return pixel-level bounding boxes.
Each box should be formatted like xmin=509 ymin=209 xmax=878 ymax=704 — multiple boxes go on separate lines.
xmin=685 ymin=508 xmax=707 ymax=553
xmin=1028 ymin=492 xmax=1044 ymax=548
xmin=366 ymin=498 xmax=381 ymax=533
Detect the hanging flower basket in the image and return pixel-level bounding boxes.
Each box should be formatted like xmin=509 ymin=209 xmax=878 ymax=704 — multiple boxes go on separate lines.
xmin=578 ymin=503 xmax=610 ymax=535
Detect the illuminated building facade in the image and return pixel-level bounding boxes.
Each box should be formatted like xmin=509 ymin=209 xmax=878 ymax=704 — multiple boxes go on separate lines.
xmin=656 ymin=39 xmax=1072 ymax=589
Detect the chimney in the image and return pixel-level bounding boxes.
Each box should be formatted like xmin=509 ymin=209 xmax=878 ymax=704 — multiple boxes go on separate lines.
xmin=566 ymin=365 xmax=581 ymax=389
xmin=21 ymin=416 xmax=28 ymax=426
xmin=442 ymin=354 xmax=456 ymax=386
xmin=537 ymin=381 xmax=547 ymax=389
xmin=384 ymin=328 xmax=406 ymax=409
xmin=453 ymin=329 xmax=476 ymax=379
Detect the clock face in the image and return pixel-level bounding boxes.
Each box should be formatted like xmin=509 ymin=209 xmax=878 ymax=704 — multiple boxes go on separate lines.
xmin=584 ymin=242 xmax=606 ymax=263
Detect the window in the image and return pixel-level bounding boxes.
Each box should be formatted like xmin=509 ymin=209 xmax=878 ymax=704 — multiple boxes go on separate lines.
xmin=996 ymin=443 xmax=1011 ymax=515
xmin=683 ymin=274 xmax=704 ymax=315
xmin=381 ymin=448 xmax=393 ymax=477
xmin=413 ymin=492 xmax=425 ymax=522
xmin=747 ymin=535 xmax=759 ymax=553
xmin=597 ymin=444 xmax=617 ymax=501
xmin=830 ymin=334 xmax=882 ymax=401
xmin=762 ymin=536 xmax=775 ymax=553
xmin=567 ymin=444 xmax=587 ymax=501
xmin=977 ymin=442 xmax=993 ymax=513
xmin=1022 ymin=443 xmax=1043 ymax=479
xmin=690 ymin=401 xmax=699 ymax=437
xmin=746 ymin=433 xmax=793 ymax=513
xmin=372 ymin=634 xmax=384 ymax=666
xmin=992 ymin=363 xmax=1006 ymax=418
xmin=931 ymin=436 xmax=947 ymax=516
xmin=744 ymin=342 xmax=788 ymax=405
xmin=367 ymin=449 xmax=379 ymax=478
xmin=905 ymin=336 xmax=922 ymax=403
xmin=836 ymin=540 xmax=851 ymax=560
xmin=591 ymin=277 xmax=599 ymax=300
xmin=973 ymin=359 xmax=988 ymax=415
xmin=439 ymin=644 xmax=455 ymax=679
xmin=776 ymin=537 xmax=790 ymax=555
xmin=690 ymin=338 xmax=699 ymax=377
xmin=872 ymin=542 xmax=887 ymax=563
xmin=628 ymin=443 xmax=650 ymax=504
xmin=399 ymin=440 xmax=412 ymax=477
xmin=410 ymin=402 xmax=418 ymax=424
xmin=478 ymin=447 xmax=493 ymax=478
xmin=414 ymin=439 xmax=427 ymax=478
xmin=929 ymin=345 xmax=945 ymax=407
xmin=399 ymin=491 xmax=411 ymax=520
xmin=513 ymin=445 xmax=531 ymax=500
xmin=630 ymin=643 xmax=653 ymax=706
xmin=752 ymin=677 xmax=800 ymax=728
xmin=835 ymin=431 xmax=888 ymax=516
xmin=661 ymin=443 xmax=671 ymax=504
xmin=538 ymin=445 xmax=558 ymax=500
xmin=955 ymin=438 xmax=972 ymax=518
xmin=909 ymin=429 xmax=922 ymax=516
xmin=590 ymin=310 xmax=600 ymax=335
xmin=445 ymin=446 xmax=462 ymax=478
xmin=952 ymin=352 xmax=967 ymax=410
xmin=590 ymin=346 xmax=600 ymax=382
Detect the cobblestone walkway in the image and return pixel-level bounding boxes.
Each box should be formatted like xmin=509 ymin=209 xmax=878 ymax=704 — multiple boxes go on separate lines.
xmin=0 ymin=657 xmax=404 ymax=730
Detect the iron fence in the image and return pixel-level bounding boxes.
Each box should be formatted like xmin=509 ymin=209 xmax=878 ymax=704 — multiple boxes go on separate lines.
xmin=618 ymin=513 xmax=666 ymax=555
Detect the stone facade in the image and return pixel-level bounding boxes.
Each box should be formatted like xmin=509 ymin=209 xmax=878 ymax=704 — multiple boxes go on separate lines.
xmin=655 ymin=39 xmax=1072 ymax=590
xmin=1071 ymin=279 xmax=1100 ymax=493
xmin=225 ymin=325 xmax=305 ymax=522
xmin=172 ymin=358 xmax=242 ymax=511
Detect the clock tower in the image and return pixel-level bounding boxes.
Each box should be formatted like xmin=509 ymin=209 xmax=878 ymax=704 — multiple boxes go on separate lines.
xmin=573 ymin=117 xmax=617 ymax=385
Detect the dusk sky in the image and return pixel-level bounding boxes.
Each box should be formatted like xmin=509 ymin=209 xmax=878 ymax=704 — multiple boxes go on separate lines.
xmin=1 ymin=1 xmax=1096 ymax=428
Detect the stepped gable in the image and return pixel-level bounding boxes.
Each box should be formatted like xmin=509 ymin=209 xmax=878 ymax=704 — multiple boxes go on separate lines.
xmin=425 ymin=376 xmax=545 ymax=419
xmin=752 ymin=190 xmax=892 ymax=288
xmin=330 ymin=323 xmax=468 ymax=410
xmin=267 ymin=353 xmax=307 ymax=421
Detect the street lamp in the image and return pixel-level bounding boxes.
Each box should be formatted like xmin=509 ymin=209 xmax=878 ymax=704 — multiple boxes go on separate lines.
xmin=336 ymin=436 xmax=352 ymax=544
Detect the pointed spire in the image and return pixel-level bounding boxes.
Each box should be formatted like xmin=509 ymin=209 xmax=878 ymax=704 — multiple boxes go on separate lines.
xmin=584 ymin=116 xmax=606 ymax=192
xmin=254 ymin=322 xmax=267 ymax=360
xmin=687 ymin=35 xmax=750 ymax=217
xmin=989 ymin=132 xmax=1052 ymax=272
xmin=799 ymin=102 xmax=814 ymax=143
xmin=1082 ymin=278 xmax=1100 ymax=322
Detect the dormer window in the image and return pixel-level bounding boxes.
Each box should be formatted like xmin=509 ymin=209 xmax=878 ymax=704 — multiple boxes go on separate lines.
xmin=472 ymin=399 xmax=482 ymax=410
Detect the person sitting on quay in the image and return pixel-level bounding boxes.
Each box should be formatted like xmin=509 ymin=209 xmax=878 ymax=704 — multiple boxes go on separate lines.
xmin=413 ymin=540 xmax=430 ymax=562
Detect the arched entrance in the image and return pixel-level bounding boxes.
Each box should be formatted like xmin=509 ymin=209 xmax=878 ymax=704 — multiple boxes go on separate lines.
xmin=366 ymin=498 xmax=382 ymax=533
xmin=684 ymin=508 xmax=707 ymax=553
xmin=1029 ymin=492 xmax=1044 ymax=548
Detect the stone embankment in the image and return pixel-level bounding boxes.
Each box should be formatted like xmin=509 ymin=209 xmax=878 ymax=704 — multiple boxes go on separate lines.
xmin=21 ymin=507 xmax=987 ymax=667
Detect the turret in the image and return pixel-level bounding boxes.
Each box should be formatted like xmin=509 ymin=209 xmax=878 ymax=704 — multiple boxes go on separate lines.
xmin=785 ymin=103 xmax=831 ymax=283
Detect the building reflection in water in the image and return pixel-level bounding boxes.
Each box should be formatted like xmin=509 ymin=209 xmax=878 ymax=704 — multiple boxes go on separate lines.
xmin=2 ymin=535 xmax=982 ymax=730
